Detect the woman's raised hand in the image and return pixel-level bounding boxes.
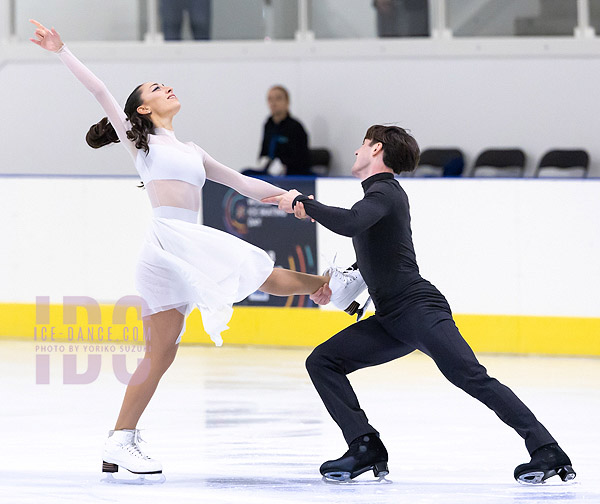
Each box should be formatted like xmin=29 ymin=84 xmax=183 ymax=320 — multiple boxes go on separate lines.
xmin=29 ymin=19 xmax=64 ymax=52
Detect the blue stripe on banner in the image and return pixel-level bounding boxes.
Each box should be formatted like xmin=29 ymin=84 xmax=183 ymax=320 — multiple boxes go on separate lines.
xmin=304 ymin=245 xmax=314 ymax=268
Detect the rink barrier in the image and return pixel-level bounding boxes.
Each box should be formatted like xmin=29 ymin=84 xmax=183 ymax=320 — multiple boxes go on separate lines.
xmin=2 ymin=303 xmax=600 ymax=357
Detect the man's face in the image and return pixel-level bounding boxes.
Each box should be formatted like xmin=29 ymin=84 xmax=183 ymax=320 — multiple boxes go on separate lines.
xmin=352 ymin=138 xmax=377 ymax=178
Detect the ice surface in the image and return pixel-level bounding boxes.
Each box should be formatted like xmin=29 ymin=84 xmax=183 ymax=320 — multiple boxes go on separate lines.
xmin=1 ymin=340 xmax=599 ymax=504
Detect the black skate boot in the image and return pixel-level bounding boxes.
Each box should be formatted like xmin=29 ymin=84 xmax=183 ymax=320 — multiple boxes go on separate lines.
xmin=514 ymin=443 xmax=576 ymax=484
xmin=320 ymin=433 xmax=389 ymax=481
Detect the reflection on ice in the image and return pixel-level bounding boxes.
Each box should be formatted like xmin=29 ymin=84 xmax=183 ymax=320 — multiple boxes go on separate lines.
xmin=101 ymin=472 xmax=166 ymax=485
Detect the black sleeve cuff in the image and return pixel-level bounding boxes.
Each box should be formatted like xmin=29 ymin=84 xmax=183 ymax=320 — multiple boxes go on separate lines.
xmin=292 ymin=194 xmax=310 ymax=209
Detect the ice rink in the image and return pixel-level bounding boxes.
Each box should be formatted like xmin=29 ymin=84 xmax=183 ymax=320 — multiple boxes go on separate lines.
xmin=1 ymin=340 xmax=599 ymax=504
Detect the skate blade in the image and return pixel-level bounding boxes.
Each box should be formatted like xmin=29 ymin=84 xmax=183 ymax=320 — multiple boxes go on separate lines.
xmin=322 ymin=474 xmax=392 ymax=485
xmin=322 ymin=471 xmax=352 ymax=482
xmin=517 ymin=471 xmax=546 ymax=485
xmin=322 ymin=462 xmax=391 ymax=484
xmin=517 ymin=465 xmax=576 ymax=485
xmin=101 ymin=472 xmax=166 ymax=485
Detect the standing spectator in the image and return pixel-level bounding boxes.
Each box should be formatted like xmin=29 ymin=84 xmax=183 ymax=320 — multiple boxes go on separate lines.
xmin=374 ymin=0 xmax=429 ymax=37
xmin=160 ymin=0 xmax=211 ymax=41
xmin=243 ymin=85 xmax=311 ymax=177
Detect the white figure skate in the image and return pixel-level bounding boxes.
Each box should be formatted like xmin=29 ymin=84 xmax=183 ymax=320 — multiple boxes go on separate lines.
xmin=325 ymin=264 xmax=371 ymax=320
xmin=101 ymin=429 xmax=165 ymax=484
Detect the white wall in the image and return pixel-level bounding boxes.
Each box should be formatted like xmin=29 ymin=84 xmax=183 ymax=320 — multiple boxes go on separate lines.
xmin=1 ymin=176 xmax=598 ymax=321
xmin=0 ymin=177 xmax=149 ymax=303
xmin=2 ymin=40 xmax=600 ymax=178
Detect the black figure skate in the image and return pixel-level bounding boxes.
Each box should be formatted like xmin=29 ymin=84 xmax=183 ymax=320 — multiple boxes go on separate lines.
xmin=514 ymin=443 xmax=576 ymax=484
xmin=320 ymin=433 xmax=389 ymax=482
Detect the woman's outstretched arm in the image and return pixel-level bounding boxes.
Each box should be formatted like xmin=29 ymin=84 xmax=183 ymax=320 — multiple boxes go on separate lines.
xmin=195 ymin=144 xmax=287 ymax=201
xmin=29 ymin=19 xmax=137 ymax=160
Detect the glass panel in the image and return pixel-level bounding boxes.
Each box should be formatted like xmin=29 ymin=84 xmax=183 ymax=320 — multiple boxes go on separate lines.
xmin=211 ymin=0 xmax=297 ymax=41
xmin=448 ymin=0 xmax=577 ymax=37
xmin=589 ymin=0 xmax=600 ymax=33
xmin=312 ymin=0 xmax=430 ymax=39
xmin=13 ymin=0 xmax=299 ymax=43
xmin=14 ymin=0 xmax=142 ymax=41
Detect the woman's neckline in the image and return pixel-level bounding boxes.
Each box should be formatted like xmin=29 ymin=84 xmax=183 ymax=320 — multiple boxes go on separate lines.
xmin=154 ymin=127 xmax=176 ymax=138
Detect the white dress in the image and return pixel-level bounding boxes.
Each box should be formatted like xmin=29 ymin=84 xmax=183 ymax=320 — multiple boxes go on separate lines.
xmin=57 ymin=46 xmax=284 ymax=346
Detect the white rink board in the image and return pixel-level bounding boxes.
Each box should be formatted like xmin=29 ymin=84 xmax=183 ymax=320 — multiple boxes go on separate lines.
xmin=315 ymin=178 xmax=600 ymax=317
xmin=0 ymin=177 xmax=149 ymax=303
xmin=1 ymin=176 xmax=599 ymax=319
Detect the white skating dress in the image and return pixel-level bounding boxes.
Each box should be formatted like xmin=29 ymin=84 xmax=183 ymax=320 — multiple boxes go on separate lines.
xmin=56 ymin=46 xmax=284 ymax=346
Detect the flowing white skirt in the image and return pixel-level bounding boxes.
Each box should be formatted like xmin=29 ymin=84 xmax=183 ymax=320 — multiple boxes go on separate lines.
xmin=135 ymin=216 xmax=274 ymax=346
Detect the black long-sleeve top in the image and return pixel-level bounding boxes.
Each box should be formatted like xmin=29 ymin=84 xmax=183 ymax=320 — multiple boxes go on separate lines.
xmin=294 ymin=172 xmax=448 ymax=315
xmin=260 ymin=115 xmax=310 ymax=176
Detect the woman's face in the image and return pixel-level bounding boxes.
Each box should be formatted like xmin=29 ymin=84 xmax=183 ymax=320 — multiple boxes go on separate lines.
xmin=137 ymin=82 xmax=181 ymax=118
xmin=267 ymin=88 xmax=289 ymax=117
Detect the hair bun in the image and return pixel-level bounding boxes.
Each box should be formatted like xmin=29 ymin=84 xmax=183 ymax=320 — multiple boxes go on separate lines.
xmin=86 ymin=117 xmax=120 ymax=149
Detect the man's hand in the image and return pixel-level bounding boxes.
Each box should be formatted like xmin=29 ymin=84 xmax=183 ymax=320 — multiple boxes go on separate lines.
xmin=262 ymin=189 xmax=301 ymax=213
xmin=294 ymin=201 xmax=307 ymax=219
xmin=310 ymin=283 xmax=332 ymax=305
xmin=294 ymin=195 xmax=315 ymax=221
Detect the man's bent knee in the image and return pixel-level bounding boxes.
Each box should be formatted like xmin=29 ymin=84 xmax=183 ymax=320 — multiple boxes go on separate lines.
xmin=306 ymin=342 xmax=348 ymax=377
xmin=305 ymin=344 xmax=333 ymax=374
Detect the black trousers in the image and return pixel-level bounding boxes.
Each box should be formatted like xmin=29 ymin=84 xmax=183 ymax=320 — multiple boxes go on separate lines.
xmin=376 ymin=0 xmax=429 ymax=38
xmin=306 ymin=301 xmax=556 ymax=455
xmin=160 ymin=0 xmax=211 ymax=41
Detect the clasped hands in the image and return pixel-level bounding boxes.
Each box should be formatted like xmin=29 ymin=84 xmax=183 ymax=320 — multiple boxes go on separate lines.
xmin=262 ymin=189 xmax=314 ymax=221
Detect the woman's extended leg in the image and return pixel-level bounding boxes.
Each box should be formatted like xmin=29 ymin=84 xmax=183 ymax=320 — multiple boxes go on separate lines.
xmin=259 ymin=268 xmax=329 ymax=296
xmin=114 ymin=307 xmax=184 ymax=430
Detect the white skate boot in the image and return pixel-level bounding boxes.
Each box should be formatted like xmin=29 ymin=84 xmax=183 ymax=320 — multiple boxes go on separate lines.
xmin=101 ymin=429 xmax=165 ymax=484
xmin=325 ymin=264 xmax=370 ymax=319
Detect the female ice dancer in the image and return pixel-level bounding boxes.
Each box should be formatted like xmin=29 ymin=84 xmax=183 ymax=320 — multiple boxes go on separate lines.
xmin=29 ymin=20 xmax=359 ymax=479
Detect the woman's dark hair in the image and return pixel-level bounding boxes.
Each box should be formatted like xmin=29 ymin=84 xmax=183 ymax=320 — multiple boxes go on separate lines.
xmin=85 ymin=83 xmax=155 ymax=154
xmin=85 ymin=116 xmax=119 ymax=148
xmin=364 ymin=125 xmax=420 ymax=174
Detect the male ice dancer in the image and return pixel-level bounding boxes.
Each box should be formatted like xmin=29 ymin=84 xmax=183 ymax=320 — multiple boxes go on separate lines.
xmin=264 ymin=125 xmax=575 ymax=484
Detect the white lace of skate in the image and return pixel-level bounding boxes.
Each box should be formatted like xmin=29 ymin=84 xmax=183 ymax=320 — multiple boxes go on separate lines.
xmin=329 ymin=256 xmax=359 ymax=287
xmin=124 ymin=430 xmax=150 ymax=460
xmin=324 ymin=253 xmax=351 ymax=281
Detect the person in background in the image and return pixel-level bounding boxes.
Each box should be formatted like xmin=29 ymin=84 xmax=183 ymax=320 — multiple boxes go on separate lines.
xmin=160 ymin=0 xmax=211 ymax=41
xmin=374 ymin=0 xmax=429 ymax=37
xmin=243 ymin=85 xmax=311 ymax=177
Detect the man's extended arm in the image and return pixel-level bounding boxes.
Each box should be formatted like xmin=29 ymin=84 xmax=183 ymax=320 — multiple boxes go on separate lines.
xmin=291 ymin=190 xmax=391 ymax=237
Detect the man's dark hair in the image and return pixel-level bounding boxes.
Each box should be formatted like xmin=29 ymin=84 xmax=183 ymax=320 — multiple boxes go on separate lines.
xmin=364 ymin=125 xmax=420 ymax=174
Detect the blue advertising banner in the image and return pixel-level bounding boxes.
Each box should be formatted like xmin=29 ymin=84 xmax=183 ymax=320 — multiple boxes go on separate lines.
xmin=202 ymin=177 xmax=318 ymax=308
